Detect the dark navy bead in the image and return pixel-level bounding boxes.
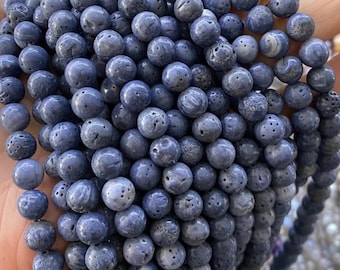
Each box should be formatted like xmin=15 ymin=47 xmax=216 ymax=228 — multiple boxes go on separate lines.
xmin=191 ymin=162 xmax=217 ymax=192
xmin=0 ymin=103 xmax=30 ymax=132
xmin=64 ymin=242 xmax=88 ymax=270
xmin=17 ymin=190 xmax=48 ymax=220
xmin=291 ymin=107 xmax=320 ymax=133
xmin=51 ymin=180 xmax=72 ymax=211
xmin=120 ymin=128 xmax=149 ymax=160
xmin=91 ymin=147 xmax=124 ymax=180
xmin=271 ymin=163 xmax=296 ymax=187
xmin=114 ymin=204 xmax=146 ymax=238
xmin=80 ymin=5 xmax=111 ymax=36
xmin=99 ymin=78 xmax=120 ymax=105
xmin=262 ymin=89 xmax=284 ymax=114
xmin=191 ymin=64 xmax=213 ymax=91
xmin=238 ymin=92 xmax=268 ymax=122
xmin=231 ymin=0 xmax=258 ymax=11
xmin=222 ymin=66 xmax=253 ymax=98
xmin=235 ymin=138 xmax=260 ymax=167
xmin=284 ymin=82 xmax=313 ymax=109
xmin=232 ymin=35 xmax=258 ymax=64
xmin=205 ymin=37 xmax=237 ymax=72
xmin=299 ymin=38 xmax=329 ymax=68
xmin=110 ymin=11 xmax=131 ymax=36
xmin=192 ymin=112 xmax=222 ymax=143
xmin=206 ymin=87 xmax=229 ymax=116
xmin=32 ymin=250 xmax=64 ymax=270
xmin=186 ymin=241 xmax=212 ymax=268
xmin=246 ymin=162 xmax=272 ymax=192
xmin=18 ymin=45 xmax=49 ymax=74
xmin=49 ymin=121 xmax=81 ymax=152
xmin=37 ymin=124 xmax=53 ymax=152
xmin=202 ymin=187 xmax=229 ymax=219
xmin=219 ymin=12 xmax=244 ymax=40
xmin=274 ymin=56 xmax=303 ymax=84
xmin=249 ymin=62 xmax=274 ymax=90
xmin=246 ymin=5 xmax=274 ymax=34
xmin=268 ymin=0 xmax=299 ymax=18
xmin=179 ymin=135 xmax=204 ymax=166
xmin=123 ymin=34 xmax=146 ymax=63
xmin=24 ymin=220 xmax=56 ymax=251
xmin=0 ymin=17 xmax=14 ymax=35
xmin=286 ymin=13 xmax=315 ymax=42
xmin=120 ymin=80 xmax=151 ymax=113
xmin=260 ymin=30 xmax=290 ymax=59
xmin=174 ymin=39 xmax=198 ymax=67
xmin=190 ymin=16 xmax=221 ymax=48
xmin=57 ymin=211 xmax=80 ymax=242
xmin=106 ymin=55 xmax=136 ymax=87
xmin=142 ymin=188 xmax=172 ymax=219
xmin=0 ymin=34 xmax=19 ymax=55
xmin=136 ymin=58 xmax=162 ymax=86
xmin=307 ymin=65 xmax=336 ymax=93
xmin=129 ymin=158 xmax=161 ymax=191
xmin=229 ymin=189 xmax=255 ymax=216
xmin=0 ymin=76 xmax=25 ymax=104
xmin=76 ymin=211 xmax=109 ymax=245
xmin=173 ymin=0 xmax=203 ymax=23
xmin=85 ymin=243 xmax=118 ymax=270
xmin=206 ymin=138 xmax=236 ymax=169
xmin=209 ymin=212 xmax=235 ymax=240
xmin=111 ymin=102 xmax=138 ymax=131
xmin=165 ymin=109 xmax=189 ymax=139
xmin=234 ymin=212 xmax=255 ymax=231
xmin=318 ymin=151 xmax=340 ymax=171
xmin=101 ymin=176 xmax=136 ymax=211
xmin=220 ymin=112 xmax=247 ymax=142
xmin=131 ymin=11 xmax=161 ymax=42
xmin=162 ymin=61 xmax=192 ymax=92
xmin=149 ymin=83 xmax=175 ymax=111
xmin=181 ymin=216 xmax=210 ymax=246
xmin=297 ymin=149 xmax=319 ymax=166
xmin=173 ymin=189 xmax=203 ymax=221
xmin=313 ymin=169 xmax=337 ymax=188
xmin=149 ymin=216 xmax=180 ymax=247
xmin=6 ymin=131 xmax=36 ymax=161
xmin=162 ymin=162 xmax=193 ymax=195
xmin=156 ymin=241 xmax=186 ymax=269
xmin=177 ymin=86 xmax=208 ymax=118
xmin=316 ymin=90 xmax=340 ymax=118
xmin=319 ymin=113 xmax=340 ymax=138
xmin=211 ymin=237 xmax=237 ymax=269
xmin=57 ymin=150 xmax=88 ymax=181
xmin=65 ymin=58 xmax=97 ymax=89
xmin=160 ymin=15 xmax=180 ymax=41
xmin=93 ymin=29 xmax=125 ymax=61
xmin=253 ymin=187 xmax=276 ymax=212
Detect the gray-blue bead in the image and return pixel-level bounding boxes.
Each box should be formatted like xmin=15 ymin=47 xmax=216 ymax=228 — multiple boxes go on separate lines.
xmin=232 ymin=35 xmax=258 ymax=64
xmin=265 ymin=138 xmax=297 ymax=168
xmin=246 ymin=5 xmax=274 ymax=34
xmin=76 ymin=211 xmax=109 ymax=245
xmin=291 ymin=107 xmax=320 ymax=133
xmin=222 ymin=66 xmax=253 ymax=98
xmin=156 ymin=241 xmax=186 ymax=269
xmin=66 ymin=179 xmax=99 ymax=213
xmin=299 ymin=38 xmax=329 ymax=68
xmin=217 ymin=163 xmax=247 ymax=194
xmin=253 ymin=188 xmax=276 ymax=212
xmin=57 ymin=150 xmax=88 ymax=181
xmin=206 ymin=138 xmax=236 ymax=170
xmin=123 ymin=234 xmax=155 ymax=266
xmin=268 ymin=0 xmax=299 ymax=18
xmin=238 ymin=92 xmax=268 ymax=122
xmin=316 ymin=90 xmax=340 ymax=118
xmin=307 ymin=65 xmax=336 ymax=93
xmin=260 ymin=30 xmax=290 ymax=59
xmin=177 ymin=86 xmax=208 ymax=118
xmin=91 ymin=147 xmax=124 ymax=180
xmin=17 ymin=190 xmax=48 ymax=220
xmin=173 ymin=189 xmax=203 ymax=221
xmin=220 ymin=112 xmax=247 ymax=142
xmin=12 ymin=158 xmax=44 ymax=190
xmin=149 ymin=216 xmax=180 ymax=247
xmin=32 ymin=250 xmax=64 ymax=270
xmin=274 ymin=56 xmax=303 ymax=84
xmin=249 ymin=62 xmax=274 ymax=90
xmin=186 ymin=241 xmax=212 ymax=269
xmin=178 ymin=136 xmax=204 ymax=166
xmin=0 ymin=103 xmax=30 ymax=132
xmin=286 ymin=13 xmax=315 ymax=41
xmin=85 ymin=243 xmax=118 ymax=270
xmin=271 ymin=163 xmax=297 ymax=187
xmin=181 ymin=216 xmax=210 ymax=246
xmin=49 ymin=121 xmax=81 ymax=152
xmin=202 ymin=188 xmax=229 ymax=219
xmin=101 ymin=177 xmax=136 ymax=212
xmin=0 ymin=54 xmax=21 ymax=78
xmin=162 ymin=162 xmax=193 ymax=195
xmin=137 ymin=107 xmax=169 ymax=139
xmin=209 ymin=212 xmax=235 ymax=240
xmin=191 ymin=162 xmax=217 ymax=192
xmin=150 ymin=135 xmax=181 ymax=167
xmin=246 ymin=162 xmax=272 ymax=192
xmin=229 ymin=189 xmax=255 ymax=216
xmin=0 ymin=76 xmax=25 ymax=104
xmin=64 ymin=242 xmax=88 ymax=270
xmin=57 ymin=211 xmax=80 ymax=242
xmin=254 ymin=114 xmax=286 ymax=145
xmin=24 ymin=220 xmax=56 ymax=251
xmin=192 ymin=112 xmax=222 ymax=144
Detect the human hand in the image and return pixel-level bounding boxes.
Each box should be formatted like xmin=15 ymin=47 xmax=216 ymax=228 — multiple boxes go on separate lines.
xmin=0 ymin=1 xmax=339 ymax=270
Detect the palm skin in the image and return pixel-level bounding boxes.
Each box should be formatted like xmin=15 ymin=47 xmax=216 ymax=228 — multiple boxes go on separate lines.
xmin=0 ymin=1 xmax=340 ymax=270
